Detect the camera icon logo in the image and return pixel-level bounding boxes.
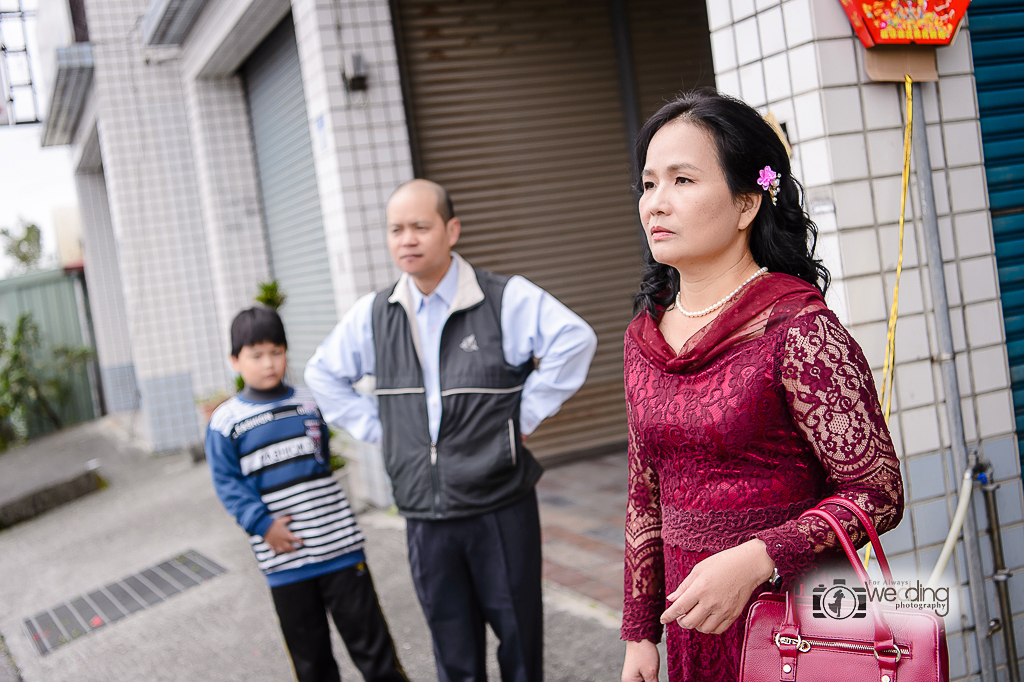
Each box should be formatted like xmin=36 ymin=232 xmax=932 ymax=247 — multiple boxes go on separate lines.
xmin=812 ymin=578 xmax=867 ymax=619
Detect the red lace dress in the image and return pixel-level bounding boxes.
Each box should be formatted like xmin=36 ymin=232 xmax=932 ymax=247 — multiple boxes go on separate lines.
xmin=621 ymin=273 xmax=904 ymax=681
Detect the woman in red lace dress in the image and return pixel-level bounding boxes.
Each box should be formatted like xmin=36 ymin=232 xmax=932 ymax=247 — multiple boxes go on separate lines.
xmin=620 ymin=90 xmax=904 ymax=682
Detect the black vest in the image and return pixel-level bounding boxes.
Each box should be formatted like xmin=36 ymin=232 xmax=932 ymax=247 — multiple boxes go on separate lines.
xmin=371 ymin=267 xmax=541 ymax=519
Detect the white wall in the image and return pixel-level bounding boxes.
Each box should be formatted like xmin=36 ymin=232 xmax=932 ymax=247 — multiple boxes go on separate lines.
xmin=75 ymin=0 xmax=229 ymax=450
xmin=705 ymin=1 xmax=1023 ymax=679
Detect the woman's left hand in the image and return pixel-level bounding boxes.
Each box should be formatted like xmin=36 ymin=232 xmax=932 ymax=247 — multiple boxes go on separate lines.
xmin=660 ymin=538 xmax=775 ymax=635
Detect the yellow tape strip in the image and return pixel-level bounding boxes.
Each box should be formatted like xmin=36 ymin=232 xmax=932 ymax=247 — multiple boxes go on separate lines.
xmin=866 ymin=75 xmax=914 ymax=572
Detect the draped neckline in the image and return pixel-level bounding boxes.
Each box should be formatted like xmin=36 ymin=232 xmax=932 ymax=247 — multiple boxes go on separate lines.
xmin=628 ymin=272 xmax=825 ymax=374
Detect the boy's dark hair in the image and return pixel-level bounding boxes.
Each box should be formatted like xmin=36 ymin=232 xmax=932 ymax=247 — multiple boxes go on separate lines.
xmin=231 ymin=306 xmax=287 ymax=357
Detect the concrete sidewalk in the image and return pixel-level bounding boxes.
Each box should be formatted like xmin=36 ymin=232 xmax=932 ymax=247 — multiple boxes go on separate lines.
xmin=538 ymin=455 xmax=628 ymax=615
xmin=0 ymin=420 xmax=133 ymax=529
xmin=0 ymin=420 xmax=639 ymax=681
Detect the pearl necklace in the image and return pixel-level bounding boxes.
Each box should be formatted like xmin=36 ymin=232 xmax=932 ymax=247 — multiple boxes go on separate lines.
xmin=675 ymin=267 xmax=768 ymax=318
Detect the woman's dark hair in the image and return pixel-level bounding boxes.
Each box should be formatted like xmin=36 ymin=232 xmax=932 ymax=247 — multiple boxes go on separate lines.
xmin=230 ymin=306 xmax=288 ymax=357
xmin=633 ymin=88 xmax=830 ymax=316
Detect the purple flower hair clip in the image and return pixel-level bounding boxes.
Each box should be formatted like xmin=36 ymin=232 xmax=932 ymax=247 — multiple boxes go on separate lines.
xmin=757 ymin=166 xmax=781 ymax=205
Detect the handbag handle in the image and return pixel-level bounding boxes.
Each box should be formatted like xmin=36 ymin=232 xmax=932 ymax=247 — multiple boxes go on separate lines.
xmin=801 ymin=508 xmax=874 ymax=591
xmin=817 ymin=496 xmax=894 ymax=583
xmin=793 ymin=507 xmax=902 ymax=676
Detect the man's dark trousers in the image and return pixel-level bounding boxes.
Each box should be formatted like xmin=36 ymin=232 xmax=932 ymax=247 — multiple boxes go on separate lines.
xmin=406 ymin=489 xmax=543 ymax=682
xmin=271 ymin=562 xmax=408 ymax=682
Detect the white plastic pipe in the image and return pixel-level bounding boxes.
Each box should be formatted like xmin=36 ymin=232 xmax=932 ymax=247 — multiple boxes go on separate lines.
xmin=926 ymin=468 xmax=975 ymax=589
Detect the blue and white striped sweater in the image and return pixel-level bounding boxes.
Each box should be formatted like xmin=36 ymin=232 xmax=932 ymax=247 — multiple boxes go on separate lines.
xmin=206 ymin=386 xmax=365 ymax=587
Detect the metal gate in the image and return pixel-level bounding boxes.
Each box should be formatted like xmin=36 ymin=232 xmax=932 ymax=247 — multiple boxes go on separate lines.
xmin=0 ymin=268 xmax=97 ymax=438
xmin=242 ymin=17 xmax=335 ymax=383
xmin=625 ymin=0 xmax=716 ymax=120
xmin=393 ymin=0 xmax=714 ymax=461
xmin=394 ymin=0 xmax=640 ymax=461
xmin=970 ymin=1 xmax=1024 ymax=457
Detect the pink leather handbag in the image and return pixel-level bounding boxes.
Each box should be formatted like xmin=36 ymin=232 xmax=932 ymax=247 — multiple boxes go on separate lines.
xmin=739 ymin=497 xmax=949 ymax=682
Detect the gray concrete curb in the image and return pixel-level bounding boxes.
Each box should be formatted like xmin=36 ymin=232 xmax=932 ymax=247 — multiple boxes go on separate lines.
xmin=0 ymin=470 xmax=102 ymax=531
xmin=0 ymin=632 xmax=22 ymax=682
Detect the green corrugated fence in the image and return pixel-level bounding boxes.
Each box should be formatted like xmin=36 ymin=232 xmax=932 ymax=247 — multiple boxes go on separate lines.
xmin=0 ymin=268 xmax=97 ymax=439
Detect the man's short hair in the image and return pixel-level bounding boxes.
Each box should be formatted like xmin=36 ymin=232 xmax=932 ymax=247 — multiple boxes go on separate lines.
xmin=391 ymin=179 xmax=456 ymax=223
xmin=230 ymin=307 xmax=287 ymax=357
xmin=438 ymin=186 xmax=455 ymax=223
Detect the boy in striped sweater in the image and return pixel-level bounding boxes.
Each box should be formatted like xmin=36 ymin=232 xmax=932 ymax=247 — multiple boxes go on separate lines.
xmin=206 ymin=307 xmax=407 ymax=682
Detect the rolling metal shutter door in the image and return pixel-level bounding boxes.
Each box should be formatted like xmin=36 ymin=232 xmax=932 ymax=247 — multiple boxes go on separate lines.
xmin=242 ymin=18 xmax=335 ymax=384
xmin=969 ymin=1 xmax=1024 ymax=455
xmin=395 ymin=1 xmax=641 ymax=461
xmin=626 ymin=0 xmax=716 ymax=120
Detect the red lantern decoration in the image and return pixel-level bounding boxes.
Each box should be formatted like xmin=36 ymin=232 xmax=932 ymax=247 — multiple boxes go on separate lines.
xmin=837 ymin=0 xmax=971 ymax=47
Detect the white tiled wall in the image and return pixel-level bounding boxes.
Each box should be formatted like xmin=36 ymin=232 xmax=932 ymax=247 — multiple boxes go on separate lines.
xmin=184 ymin=75 xmax=271 ymax=359
xmin=705 ymin=1 xmax=1023 ymax=678
xmin=74 ymin=167 xmax=138 ymax=413
xmin=289 ymin=0 xmax=412 ymax=317
xmin=69 ymin=0 xmax=411 ymax=454
xmin=78 ymin=0 xmax=230 ymax=449
xmin=179 ymin=0 xmax=291 ymax=79
xmin=280 ymin=0 xmax=412 ymax=507
xmin=706 ymin=0 xmax=1014 ymax=449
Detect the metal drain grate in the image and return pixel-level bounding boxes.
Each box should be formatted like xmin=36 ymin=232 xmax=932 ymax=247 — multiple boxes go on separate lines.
xmin=22 ymin=550 xmax=226 ymax=655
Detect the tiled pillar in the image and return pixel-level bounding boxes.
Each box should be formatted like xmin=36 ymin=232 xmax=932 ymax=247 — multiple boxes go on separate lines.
xmin=288 ymin=0 xmax=413 ymax=316
xmin=706 ymin=1 xmax=1023 ymax=679
xmin=708 ymin=0 xmax=854 ymax=321
xmin=184 ymin=76 xmax=272 ymax=358
xmin=84 ymin=0 xmax=229 ymax=451
xmin=287 ymin=0 xmax=412 ymax=506
xmin=75 ymin=169 xmax=137 ymax=413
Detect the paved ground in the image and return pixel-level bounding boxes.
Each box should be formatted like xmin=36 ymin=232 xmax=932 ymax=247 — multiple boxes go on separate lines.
xmin=0 ymin=420 xmax=661 ymax=681
xmin=0 ymin=422 xmax=117 ymax=529
xmin=0 ymin=423 xmax=112 ymax=510
xmin=537 ymin=456 xmax=628 ymax=614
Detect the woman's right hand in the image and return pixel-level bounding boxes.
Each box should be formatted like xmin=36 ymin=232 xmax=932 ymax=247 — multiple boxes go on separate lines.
xmin=622 ymin=639 xmax=660 ymax=682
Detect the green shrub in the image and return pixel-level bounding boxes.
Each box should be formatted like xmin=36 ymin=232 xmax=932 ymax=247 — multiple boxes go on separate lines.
xmin=255 ymin=281 xmax=286 ymax=310
xmin=0 ymin=314 xmax=92 ymax=452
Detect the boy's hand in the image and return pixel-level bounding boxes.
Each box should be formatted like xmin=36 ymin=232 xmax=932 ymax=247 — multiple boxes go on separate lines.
xmin=264 ymin=516 xmax=304 ymax=555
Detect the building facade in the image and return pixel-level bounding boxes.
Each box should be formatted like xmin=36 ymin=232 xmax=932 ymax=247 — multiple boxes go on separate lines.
xmin=35 ymin=0 xmax=1024 ymax=678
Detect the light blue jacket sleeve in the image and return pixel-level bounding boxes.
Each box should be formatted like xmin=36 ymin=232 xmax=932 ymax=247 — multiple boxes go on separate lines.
xmin=501 ymin=276 xmax=598 ymax=435
xmin=205 ymin=426 xmax=274 ymax=538
xmin=303 ymin=292 xmax=383 ymax=446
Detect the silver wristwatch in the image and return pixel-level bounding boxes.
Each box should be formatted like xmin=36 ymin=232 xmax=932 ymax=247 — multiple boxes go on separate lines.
xmin=768 ymin=566 xmax=782 ymax=590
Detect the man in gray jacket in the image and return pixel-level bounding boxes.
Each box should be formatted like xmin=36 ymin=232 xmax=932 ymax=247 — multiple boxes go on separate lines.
xmin=305 ymin=179 xmax=596 ymax=682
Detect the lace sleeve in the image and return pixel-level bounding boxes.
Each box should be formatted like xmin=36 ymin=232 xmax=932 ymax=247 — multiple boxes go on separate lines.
xmin=622 ymin=398 xmax=665 ymax=643
xmin=753 ymin=309 xmax=904 ymax=585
